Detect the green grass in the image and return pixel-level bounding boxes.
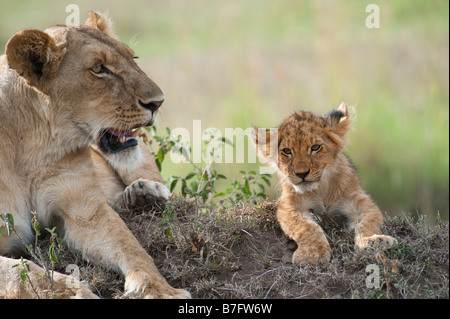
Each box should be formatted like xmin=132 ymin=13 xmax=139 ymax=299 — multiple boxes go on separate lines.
xmin=1 ymin=0 xmax=448 ymax=221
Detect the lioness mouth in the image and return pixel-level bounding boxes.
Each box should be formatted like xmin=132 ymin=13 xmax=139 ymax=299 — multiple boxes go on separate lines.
xmin=99 ymin=128 xmax=138 ymax=153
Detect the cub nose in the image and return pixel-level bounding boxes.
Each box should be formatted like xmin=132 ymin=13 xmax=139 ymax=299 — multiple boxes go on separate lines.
xmin=295 ymin=169 xmax=310 ymax=180
xmin=139 ymin=98 xmax=164 ymax=112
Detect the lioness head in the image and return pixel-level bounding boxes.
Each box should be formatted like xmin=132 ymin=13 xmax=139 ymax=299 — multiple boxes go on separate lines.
xmin=5 ymin=11 xmax=162 ymax=154
xmin=252 ymin=103 xmax=352 ymax=193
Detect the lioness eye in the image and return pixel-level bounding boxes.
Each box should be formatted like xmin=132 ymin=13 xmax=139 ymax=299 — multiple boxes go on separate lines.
xmin=311 ymin=144 xmax=321 ymax=152
xmin=91 ymin=64 xmax=112 ymax=75
xmin=282 ymin=148 xmax=292 ymax=156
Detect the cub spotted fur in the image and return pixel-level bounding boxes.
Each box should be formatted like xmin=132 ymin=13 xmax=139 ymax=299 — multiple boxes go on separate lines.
xmin=252 ymin=103 xmax=397 ymax=264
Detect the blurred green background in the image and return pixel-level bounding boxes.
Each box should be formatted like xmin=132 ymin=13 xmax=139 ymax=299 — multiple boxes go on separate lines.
xmin=1 ymin=0 xmax=448 ymax=223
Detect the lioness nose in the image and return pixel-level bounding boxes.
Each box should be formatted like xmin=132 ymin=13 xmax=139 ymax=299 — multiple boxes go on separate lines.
xmin=139 ymin=98 xmax=164 ymax=112
xmin=295 ymin=169 xmax=310 ymax=180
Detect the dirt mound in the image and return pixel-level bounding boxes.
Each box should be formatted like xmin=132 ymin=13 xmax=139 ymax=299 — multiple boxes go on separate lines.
xmin=25 ymin=196 xmax=450 ymax=299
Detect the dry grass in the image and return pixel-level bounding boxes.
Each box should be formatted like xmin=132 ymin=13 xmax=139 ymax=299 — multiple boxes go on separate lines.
xmin=43 ymin=196 xmax=448 ymax=299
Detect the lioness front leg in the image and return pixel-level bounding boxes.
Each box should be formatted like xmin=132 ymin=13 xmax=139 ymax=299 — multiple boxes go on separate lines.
xmin=92 ymin=137 xmax=171 ymax=209
xmin=61 ymin=201 xmax=190 ymax=298
xmin=39 ymin=152 xmax=190 ymax=299
xmin=277 ymin=207 xmax=331 ymax=265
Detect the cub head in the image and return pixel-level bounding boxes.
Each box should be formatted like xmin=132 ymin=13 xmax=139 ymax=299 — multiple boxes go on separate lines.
xmin=252 ymin=103 xmax=352 ymax=193
xmin=5 ymin=11 xmax=163 ymax=153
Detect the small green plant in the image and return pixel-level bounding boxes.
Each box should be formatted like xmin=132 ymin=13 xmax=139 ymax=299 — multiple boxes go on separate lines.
xmin=1 ymin=212 xmax=62 ymax=299
xmin=158 ymin=203 xmax=176 ymax=241
xmin=142 ymin=126 xmax=272 ymax=259
xmin=143 ymin=126 xmax=272 ymax=207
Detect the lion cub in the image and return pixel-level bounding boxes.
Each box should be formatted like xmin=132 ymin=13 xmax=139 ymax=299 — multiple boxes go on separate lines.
xmin=252 ymin=103 xmax=397 ymax=264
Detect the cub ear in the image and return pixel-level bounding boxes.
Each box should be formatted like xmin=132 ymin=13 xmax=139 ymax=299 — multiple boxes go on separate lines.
xmin=250 ymin=126 xmax=279 ymax=164
xmin=85 ymin=11 xmax=117 ymax=38
xmin=6 ymin=29 xmax=65 ymax=90
xmin=325 ymin=102 xmax=352 ymax=136
xmin=324 ymin=102 xmax=353 ymax=147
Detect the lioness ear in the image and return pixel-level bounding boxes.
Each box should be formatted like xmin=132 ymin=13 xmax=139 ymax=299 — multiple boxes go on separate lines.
xmin=6 ymin=29 xmax=65 ymax=90
xmin=250 ymin=126 xmax=279 ymax=164
xmin=85 ymin=11 xmax=117 ymax=38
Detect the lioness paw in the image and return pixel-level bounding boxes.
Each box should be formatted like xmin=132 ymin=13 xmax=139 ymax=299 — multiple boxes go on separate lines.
xmin=356 ymin=234 xmax=397 ymax=249
xmin=71 ymin=287 xmax=100 ymax=299
xmin=125 ymin=270 xmax=191 ymax=299
xmin=124 ymin=178 xmax=171 ymax=208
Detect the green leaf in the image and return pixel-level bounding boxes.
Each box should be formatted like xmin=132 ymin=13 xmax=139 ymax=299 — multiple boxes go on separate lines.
xmin=213 ymin=191 xmax=225 ymax=197
xmin=157 ymin=147 xmax=165 ymax=163
xmin=33 ymin=219 xmax=40 ymax=236
xmin=184 ymin=172 xmax=196 ymax=180
xmin=257 ymin=183 xmax=266 ymax=194
xmin=220 ymin=137 xmax=234 ymax=146
xmin=189 ymin=180 xmax=198 ymax=192
xmin=19 ymin=269 xmax=27 ymax=284
xmin=155 ymin=158 xmax=162 ymax=172
xmin=170 ymin=178 xmax=178 ymax=192
xmin=56 ymin=237 xmax=63 ymax=248
xmin=5 ymin=213 xmax=14 ymax=236
xmin=181 ymin=179 xmax=187 ymax=197
xmin=163 ymin=228 xmax=173 ymax=241
xmin=261 ymin=176 xmax=271 ymax=186
xmin=184 ymin=186 xmax=194 ymax=197
xmin=45 ymin=227 xmax=56 ymax=235
xmin=49 ymin=245 xmax=59 ymax=263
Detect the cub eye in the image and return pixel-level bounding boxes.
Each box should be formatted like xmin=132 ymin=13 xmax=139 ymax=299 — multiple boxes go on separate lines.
xmin=311 ymin=144 xmax=322 ymax=152
xmin=281 ymin=148 xmax=292 ymax=156
xmin=91 ymin=64 xmax=112 ymax=75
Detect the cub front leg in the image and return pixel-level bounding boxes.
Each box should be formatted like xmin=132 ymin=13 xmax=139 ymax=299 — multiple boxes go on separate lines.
xmin=277 ymin=206 xmax=331 ymax=265
xmin=350 ymin=195 xmax=397 ymax=249
xmin=123 ymin=178 xmax=171 ymax=209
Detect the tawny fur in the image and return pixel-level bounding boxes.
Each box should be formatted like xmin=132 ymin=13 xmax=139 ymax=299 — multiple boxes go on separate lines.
xmin=251 ymin=103 xmax=397 ymax=265
xmin=0 ymin=12 xmax=190 ymax=299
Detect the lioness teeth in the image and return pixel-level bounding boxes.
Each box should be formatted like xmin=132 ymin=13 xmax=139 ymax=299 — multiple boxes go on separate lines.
xmin=119 ymin=136 xmax=133 ymax=144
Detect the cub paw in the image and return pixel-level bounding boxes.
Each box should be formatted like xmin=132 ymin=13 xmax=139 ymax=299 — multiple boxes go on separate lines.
xmin=123 ymin=178 xmax=171 ymax=209
xmin=291 ymin=239 xmax=331 ymax=265
xmin=356 ymin=234 xmax=397 ymax=249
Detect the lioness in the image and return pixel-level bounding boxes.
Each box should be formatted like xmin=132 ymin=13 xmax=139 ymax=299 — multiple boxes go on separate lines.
xmin=0 ymin=12 xmax=190 ymax=299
